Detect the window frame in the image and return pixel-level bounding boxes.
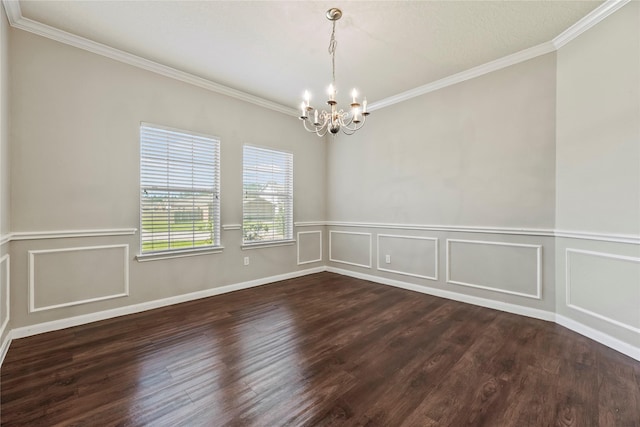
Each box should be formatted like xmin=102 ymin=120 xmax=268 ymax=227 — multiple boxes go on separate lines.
xmin=242 ymin=144 xmax=294 ymax=247
xmin=138 ymin=123 xmax=222 ymax=261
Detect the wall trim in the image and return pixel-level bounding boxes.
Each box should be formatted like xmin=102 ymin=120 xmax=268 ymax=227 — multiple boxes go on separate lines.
xmin=565 ymin=248 xmax=640 ymax=334
xmin=0 ymin=331 xmax=10 ymax=367
xmin=446 ymin=239 xmax=543 ymax=300
xmin=0 ymin=233 xmax=10 ymax=246
xmin=1 ymin=1 xmax=297 ymax=118
xmin=4 ymin=224 xmax=637 ymax=245
xmin=12 ymin=228 xmax=137 ymax=240
xmin=376 ymin=234 xmax=438 ymax=281
xmin=370 ymin=41 xmax=555 ymax=111
xmin=222 ymin=224 xmax=241 ymax=231
xmin=11 ymin=266 xmax=325 ymax=339
xmin=326 ymin=221 xmax=555 ymax=237
xmin=0 ymin=255 xmax=10 ymax=343
xmin=28 ymin=245 xmax=130 ymax=313
xmin=297 ymin=230 xmax=322 ymax=265
xmin=555 ymin=229 xmax=640 ymax=245
xmin=327 ymin=266 xmax=554 ymax=322
xmin=325 ymin=221 xmax=639 ymax=245
xmin=552 ymin=0 xmax=631 ymax=49
xmin=294 ymin=221 xmax=326 ymax=228
xmin=329 ymin=230 xmax=372 ymax=269
xmin=556 ymin=314 xmax=639 ymax=362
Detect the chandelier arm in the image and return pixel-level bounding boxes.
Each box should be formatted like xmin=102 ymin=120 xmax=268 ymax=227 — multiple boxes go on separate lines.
xmin=341 ymin=114 xmax=367 ymax=133
xmin=302 ymin=116 xmax=333 ymax=137
xmin=302 ymin=118 xmax=324 ymax=134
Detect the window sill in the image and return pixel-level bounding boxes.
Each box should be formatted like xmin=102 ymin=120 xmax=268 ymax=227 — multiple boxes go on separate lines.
xmin=136 ymin=246 xmax=224 ymax=262
xmin=241 ymin=240 xmax=296 ymax=250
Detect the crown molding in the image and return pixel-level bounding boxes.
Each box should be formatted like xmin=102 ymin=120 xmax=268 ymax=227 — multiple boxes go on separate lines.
xmin=1 ymin=0 xmax=298 ymax=117
xmin=552 ymin=0 xmax=631 ymax=50
xmin=2 ymin=0 xmax=20 ymax=24
xmin=2 ymin=0 xmax=631 ymax=115
xmin=370 ymin=0 xmax=630 ymax=112
xmin=369 ymin=41 xmax=555 ymax=112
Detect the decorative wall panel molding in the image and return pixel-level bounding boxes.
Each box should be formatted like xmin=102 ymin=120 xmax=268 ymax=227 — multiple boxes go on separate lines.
xmin=329 ymin=231 xmax=372 ymax=269
xmin=29 ymin=244 xmax=130 ymax=312
xmin=446 ymin=239 xmax=542 ymax=299
xmin=297 ymin=231 xmax=322 ymax=265
xmin=376 ymin=234 xmax=438 ymax=281
xmin=565 ymin=248 xmax=640 ymax=333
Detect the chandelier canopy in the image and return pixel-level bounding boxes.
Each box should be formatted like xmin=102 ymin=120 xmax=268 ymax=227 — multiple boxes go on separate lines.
xmin=299 ymin=8 xmax=369 ymax=137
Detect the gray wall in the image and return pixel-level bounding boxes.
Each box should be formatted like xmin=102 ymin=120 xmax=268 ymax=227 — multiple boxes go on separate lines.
xmin=8 ymin=29 xmax=326 ymax=328
xmin=555 ymin=3 xmax=640 ymax=349
xmin=327 ymin=53 xmax=556 ymax=228
xmin=326 ymin=53 xmax=558 ymax=316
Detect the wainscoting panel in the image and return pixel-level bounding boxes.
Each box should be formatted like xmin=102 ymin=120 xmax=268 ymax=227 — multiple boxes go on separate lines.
xmin=446 ymin=239 xmax=542 ymax=299
xmin=566 ymin=248 xmax=640 ymax=333
xmin=297 ymin=231 xmax=322 ymax=265
xmin=329 ymin=231 xmax=372 ymax=268
xmin=29 ymin=245 xmax=129 ymax=312
xmin=0 ymin=255 xmax=9 ymax=339
xmin=377 ymin=234 xmax=438 ymax=280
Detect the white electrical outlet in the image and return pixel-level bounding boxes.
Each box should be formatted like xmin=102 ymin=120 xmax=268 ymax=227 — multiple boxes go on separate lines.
xmin=385 ymin=254 xmax=391 ymax=264
xmin=244 ymin=256 xmax=250 ymax=266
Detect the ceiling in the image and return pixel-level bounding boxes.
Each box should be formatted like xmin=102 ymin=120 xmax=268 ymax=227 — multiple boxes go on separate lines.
xmin=16 ymin=1 xmax=602 ymax=111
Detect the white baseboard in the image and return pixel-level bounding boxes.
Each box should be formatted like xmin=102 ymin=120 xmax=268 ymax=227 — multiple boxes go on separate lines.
xmin=0 ymin=332 xmax=10 ymax=366
xmin=556 ymin=315 xmax=639 ymax=362
xmin=10 ymin=267 xmax=325 ymax=340
xmin=326 ymin=267 xmax=555 ymax=322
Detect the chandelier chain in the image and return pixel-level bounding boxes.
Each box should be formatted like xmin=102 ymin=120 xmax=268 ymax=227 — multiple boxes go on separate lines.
xmin=329 ymin=20 xmax=337 ymax=85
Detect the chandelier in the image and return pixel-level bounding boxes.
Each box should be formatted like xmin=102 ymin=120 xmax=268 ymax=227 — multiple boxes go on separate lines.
xmin=299 ymin=8 xmax=369 ymax=137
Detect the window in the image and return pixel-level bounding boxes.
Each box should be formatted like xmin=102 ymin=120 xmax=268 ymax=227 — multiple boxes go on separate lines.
xmin=243 ymin=145 xmax=293 ymax=244
xmin=140 ymin=123 xmax=220 ymax=254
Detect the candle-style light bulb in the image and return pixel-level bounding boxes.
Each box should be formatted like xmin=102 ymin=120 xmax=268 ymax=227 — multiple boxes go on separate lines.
xmin=304 ymin=90 xmax=310 ymax=108
xmin=353 ymin=107 xmax=360 ymax=122
xmin=351 ymin=89 xmax=358 ymax=103
xmin=328 ymin=84 xmax=335 ymax=101
xmin=314 ymin=110 xmax=319 ymax=124
xmin=300 ymin=102 xmax=307 ymax=118
xmin=362 ymin=98 xmax=368 ymax=114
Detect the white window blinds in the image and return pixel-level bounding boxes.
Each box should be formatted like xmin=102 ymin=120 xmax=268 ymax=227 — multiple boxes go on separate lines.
xmin=243 ymin=145 xmax=293 ymax=244
xmin=140 ymin=123 xmax=220 ymax=253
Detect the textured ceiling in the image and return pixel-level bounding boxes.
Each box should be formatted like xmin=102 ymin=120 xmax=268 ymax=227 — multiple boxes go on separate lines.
xmin=18 ymin=1 xmax=601 ymax=109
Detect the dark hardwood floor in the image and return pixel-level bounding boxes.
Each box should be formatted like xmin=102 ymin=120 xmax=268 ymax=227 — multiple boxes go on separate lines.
xmin=1 ymin=272 xmax=639 ymax=426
